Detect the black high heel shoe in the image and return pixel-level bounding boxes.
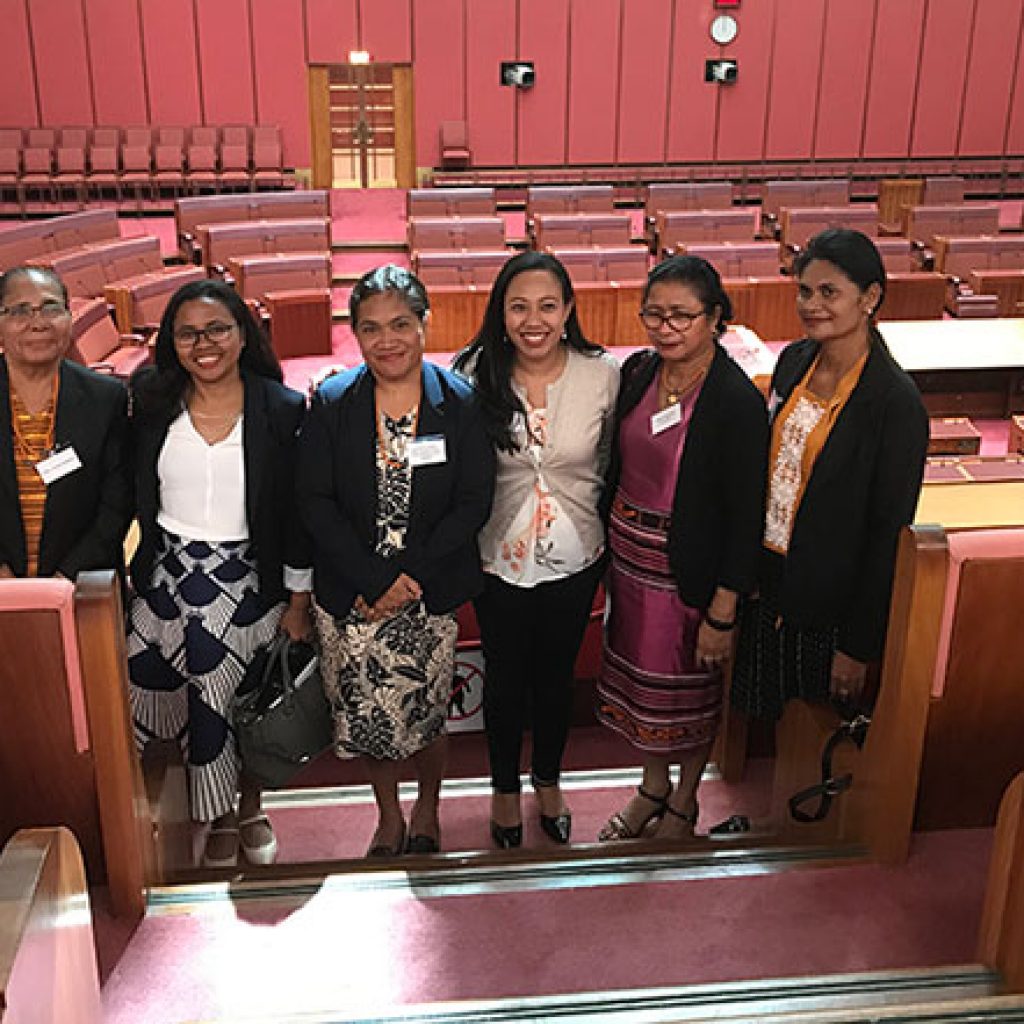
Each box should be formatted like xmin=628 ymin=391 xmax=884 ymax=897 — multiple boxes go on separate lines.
xmin=532 ymin=775 xmax=572 ymax=844
xmin=490 ymin=820 xmax=523 ymax=849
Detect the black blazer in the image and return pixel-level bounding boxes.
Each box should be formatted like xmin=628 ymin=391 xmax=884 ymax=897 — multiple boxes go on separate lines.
xmin=607 ymin=343 xmax=769 ymax=610
xmin=130 ymin=369 xmax=308 ymax=603
xmin=767 ymin=338 xmax=928 ymax=662
xmin=0 ymin=357 xmax=131 ymax=578
xmin=297 ymin=361 xmax=496 ymax=618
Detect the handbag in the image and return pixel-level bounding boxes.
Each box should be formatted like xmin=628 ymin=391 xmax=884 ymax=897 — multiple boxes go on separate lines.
xmin=233 ymin=635 xmax=334 ymax=789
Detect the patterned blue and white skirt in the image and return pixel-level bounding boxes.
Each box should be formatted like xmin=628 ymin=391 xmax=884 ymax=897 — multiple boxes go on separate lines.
xmin=127 ymin=529 xmax=284 ymax=821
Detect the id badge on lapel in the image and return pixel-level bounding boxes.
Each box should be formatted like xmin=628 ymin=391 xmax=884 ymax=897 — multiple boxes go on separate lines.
xmin=35 ymin=445 xmax=82 ymax=485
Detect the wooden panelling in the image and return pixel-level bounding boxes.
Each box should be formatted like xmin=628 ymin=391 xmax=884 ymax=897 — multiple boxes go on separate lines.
xmin=665 ymin=0 xmax=716 ymax=163
xmin=359 ymin=0 xmax=412 ymax=62
xmin=727 ymin=276 xmax=802 ymax=343
xmin=27 ymin=0 xmax=94 ymax=126
xmin=517 ymin=0 xmax=570 ymax=167
xmin=616 ymin=0 xmax=671 ymax=165
xmin=393 ymin=65 xmax=416 ymax=189
xmin=714 ymin=0 xmax=774 ymax=162
xmin=195 ymin=0 xmax=256 ymax=126
xmin=910 ymin=0 xmax=974 ymax=158
xmin=426 ymin=287 xmax=489 ymax=351
xmin=464 ymin=0 xmax=515 ymax=167
xmin=813 ymin=0 xmax=876 ymax=160
xmin=764 ymin=0 xmax=825 ymax=161
xmin=306 ymin=0 xmax=359 ymax=64
xmin=412 ymin=0 xmax=465 ymax=170
xmin=308 ymin=66 xmax=332 ymax=189
xmin=82 ymin=0 xmax=148 ymax=126
xmin=969 ymin=270 xmax=1024 ymax=318
xmin=566 ymin=0 xmax=620 ymax=165
xmin=139 ymin=0 xmax=202 ymax=126
xmin=861 ymin=0 xmax=927 ymax=158
xmin=959 ymin=0 xmax=1024 ymax=156
xmin=251 ymin=0 xmax=310 ymax=166
xmin=881 ymin=272 xmax=946 ymax=322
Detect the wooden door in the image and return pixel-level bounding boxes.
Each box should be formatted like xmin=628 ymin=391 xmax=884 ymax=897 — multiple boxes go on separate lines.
xmin=309 ymin=63 xmax=415 ymax=190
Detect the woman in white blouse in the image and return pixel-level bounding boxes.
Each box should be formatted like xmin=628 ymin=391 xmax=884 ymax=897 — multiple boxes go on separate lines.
xmin=454 ymin=252 xmax=619 ymax=848
xmin=128 ymin=279 xmax=311 ymax=869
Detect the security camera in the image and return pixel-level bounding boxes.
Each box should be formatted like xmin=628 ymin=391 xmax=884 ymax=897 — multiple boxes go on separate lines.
xmin=705 ymin=59 xmax=739 ymax=84
xmin=501 ymin=62 xmax=536 ymax=88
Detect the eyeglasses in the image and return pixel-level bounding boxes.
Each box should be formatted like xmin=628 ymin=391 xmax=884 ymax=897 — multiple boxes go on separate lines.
xmin=0 ymin=301 xmax=69 ymax=329
xmin=173 ymin=322 xmax=237 ymax=347
xmin=354 ymin=315 xmax=421 ymax=341
xmin=639 ymin=307 xmax=708 ymax=332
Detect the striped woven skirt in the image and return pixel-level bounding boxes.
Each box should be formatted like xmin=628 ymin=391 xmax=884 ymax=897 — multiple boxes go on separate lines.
xmin=596 ymin=498 xmax=722 ymax=755
xmin=127 ymin=530 xmax=284 ymax=822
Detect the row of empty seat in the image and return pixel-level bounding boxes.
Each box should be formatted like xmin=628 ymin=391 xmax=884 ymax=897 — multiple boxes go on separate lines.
xmin=0 ymin=125 xmax=291 ymax=211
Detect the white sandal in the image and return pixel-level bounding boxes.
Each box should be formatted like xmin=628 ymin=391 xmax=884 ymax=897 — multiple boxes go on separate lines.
xmin=202 ymin=826 xmax=239 ymax=869
xmin=239 ymin=813 xmax=278 ymax=865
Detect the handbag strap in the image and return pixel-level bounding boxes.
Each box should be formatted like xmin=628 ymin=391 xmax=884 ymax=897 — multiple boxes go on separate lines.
xmin=788 ymin=713 xmax=870 ymax=824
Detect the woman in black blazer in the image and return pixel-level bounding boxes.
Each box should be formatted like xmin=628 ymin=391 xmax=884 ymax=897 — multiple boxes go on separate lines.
xmin=731 ymin=229 xmax=928 ymax=721
xmin=0 ymin=266 xmax=130 ymax=580
xmin=298 ymin=265 xmax=495 ymax=857
xmin=596 ymin=256 xmax=768 ymax=842
xmin=128 ymin=279 xmax=310 ymax=869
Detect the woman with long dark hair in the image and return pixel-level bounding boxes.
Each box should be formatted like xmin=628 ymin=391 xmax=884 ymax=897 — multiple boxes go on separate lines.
xmin=128 ymin=278 xmax=311 ymax=868
xmin=596 ymin=255 xmax=768 ymax=841
xmin=454 ymin=251 xmax=619 ymax=848
xmin=731 ymin=228 xmax=928 ymax=720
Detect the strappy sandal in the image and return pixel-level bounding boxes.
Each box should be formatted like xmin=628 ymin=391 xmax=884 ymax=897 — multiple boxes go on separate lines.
xmin=598 ymin=785 xmax=670 ymax=842
xmin=655 ymin=801 xmax=699 ymax=840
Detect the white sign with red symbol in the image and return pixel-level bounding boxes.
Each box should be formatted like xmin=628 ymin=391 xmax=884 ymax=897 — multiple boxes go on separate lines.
xmin=448 ymin=648 xmax=485 ymax=733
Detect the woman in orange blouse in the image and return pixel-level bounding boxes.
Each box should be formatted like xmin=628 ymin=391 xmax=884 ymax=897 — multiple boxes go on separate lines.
xmin=0 ymin=266 xmax=131 ymax=581
xmin=731 ymin=229 xmax=928 ymax=718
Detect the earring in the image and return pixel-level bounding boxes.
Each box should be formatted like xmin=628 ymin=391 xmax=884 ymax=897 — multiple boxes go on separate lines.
xmin=561 ymin=330 xmax=567 ymax=342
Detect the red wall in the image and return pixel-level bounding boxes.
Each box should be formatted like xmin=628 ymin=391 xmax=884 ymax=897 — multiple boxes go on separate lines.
xmin=0 ymin=0 xmax=1021 ymax=171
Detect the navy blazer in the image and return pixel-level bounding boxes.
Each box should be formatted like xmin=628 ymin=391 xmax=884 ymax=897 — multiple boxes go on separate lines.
xmin=767 ymin=338 xmax=928 ymax=662
xmin=297 ymin=361 xmax=496 ymax=618
xmin=0 ymin=356 xmax=131 ymax=578
xmin=607 ymin=343 xmax=769 ymax=609
xmin=130 ymin=369 xmax=308 ymax=603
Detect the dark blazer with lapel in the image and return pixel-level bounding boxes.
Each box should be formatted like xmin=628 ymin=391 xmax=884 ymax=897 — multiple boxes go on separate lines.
xmin=767 ymin=338 xmax=928 ymax=662
xmin=130 ymin=369 xmax=308 ymax=603
xmin=297 ymin=361 xmax=496 ymax=618
xmin=0 ymin=356 xmax=131 ymax=578
xmin=607 ymin=343 xmax=769 ymax=610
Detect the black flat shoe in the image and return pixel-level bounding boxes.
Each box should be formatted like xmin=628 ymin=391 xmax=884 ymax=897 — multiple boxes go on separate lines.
xmin=539 ymin=811 xmax=572 ymax=844
xmin=405 ymin=833 xmax=441 ymax=854
xmin=490 ymin=820 xmax=523 ymax=849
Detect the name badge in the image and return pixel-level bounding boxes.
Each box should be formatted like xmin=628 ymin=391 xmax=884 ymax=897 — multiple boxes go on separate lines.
xmin=650 ymin=403 xmax=682 ymax=435
xmin=408 ymin=435 xmax=447 ymax=467
xmin=35 ymin=446 xmax=82 ymax=485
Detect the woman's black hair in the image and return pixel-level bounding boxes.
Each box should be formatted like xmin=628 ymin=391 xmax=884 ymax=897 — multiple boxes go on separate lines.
xmin=643 ymin=254 xmax=733 ymax=337
xmin=452 ymin=251 xmax=603 ymax=452
xmin=0 ymin=265 xmax=70 ymax=308
xmin=348 ymin=263 xmax=429 ymax=326
xmin=793 ymin=227 xmax=888 ymax=326
xmin=135 ymin=278 xmax=282 ymax=418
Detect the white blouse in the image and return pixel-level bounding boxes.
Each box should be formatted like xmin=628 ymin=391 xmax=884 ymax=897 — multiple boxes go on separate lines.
xmin=157 ymin=411 xmax=248 ymax=541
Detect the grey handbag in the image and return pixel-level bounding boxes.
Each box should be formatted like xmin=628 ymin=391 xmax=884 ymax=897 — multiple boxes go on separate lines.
xmin=233 ymin=635 xmax=334 ymax=788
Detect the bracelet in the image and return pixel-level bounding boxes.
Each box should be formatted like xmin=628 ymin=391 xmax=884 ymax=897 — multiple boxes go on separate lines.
xmin=704 ymin=612 xmax=737 ymax=632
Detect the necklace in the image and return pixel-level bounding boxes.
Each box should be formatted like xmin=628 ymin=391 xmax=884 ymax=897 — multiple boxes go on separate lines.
xmin=660 ymin=352 xmax=713 ymax=406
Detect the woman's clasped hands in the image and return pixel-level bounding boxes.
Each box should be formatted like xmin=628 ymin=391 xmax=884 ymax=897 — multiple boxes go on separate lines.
xmin=355 ymin=572 xmax=422 ymax=623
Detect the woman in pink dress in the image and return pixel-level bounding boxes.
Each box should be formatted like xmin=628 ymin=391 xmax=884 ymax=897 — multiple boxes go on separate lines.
xmin=596 ymin=255 xmax=768 ymax=840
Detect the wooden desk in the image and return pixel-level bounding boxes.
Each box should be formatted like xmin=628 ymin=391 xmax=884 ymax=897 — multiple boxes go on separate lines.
xmin=969 ymin=269 xmax=1024 ymax=318
xmin=883 ymin=318 xmax=1024 ymax=416
xmin=916 ymin=478 xmax=1024 ymax=528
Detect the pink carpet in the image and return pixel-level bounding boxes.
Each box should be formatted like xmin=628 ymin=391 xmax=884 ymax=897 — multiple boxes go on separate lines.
xmin=97 ymin=827 xmax=993 ymax=1023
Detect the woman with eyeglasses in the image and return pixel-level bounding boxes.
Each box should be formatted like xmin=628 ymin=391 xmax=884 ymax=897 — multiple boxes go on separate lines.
xmin=127 ymin=278 xmax=312 ymax=869
xmin=595 ymin=255 xmax=767 ymax=842
xmin=297 ymin=265 xmax=494 ymax=857
xmin=0 ymin=265 xmax=131 ymax=581
xmin=453 ymin=251 xmax=619 ymax=849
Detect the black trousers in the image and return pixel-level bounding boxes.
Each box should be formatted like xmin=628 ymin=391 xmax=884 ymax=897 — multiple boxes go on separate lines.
xmin=474 ymin=559 xmax=604 ymax=794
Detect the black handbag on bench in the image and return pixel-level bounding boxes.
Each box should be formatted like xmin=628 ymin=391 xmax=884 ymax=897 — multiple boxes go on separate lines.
xmin=233 ymin=635 xmax=334 ymax=789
